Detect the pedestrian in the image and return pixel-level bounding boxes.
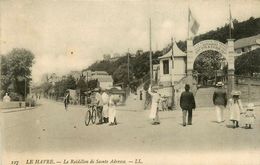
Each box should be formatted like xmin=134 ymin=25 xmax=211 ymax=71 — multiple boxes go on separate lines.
xmin=213 ymin=82 xmax=227 ymax=123
xmin=64 ymin=91 xmax=70 ymax=110
xmin=228 ymin=90 xmax=244 ymax=128
xmin=148 ymin=85 xmax=161 ymax=125
xmin=162 ymin=95 xmax=168 ymax=111
xmin=244 ymin=103 xmax=256 ymax=129
xmin=134 ymin=91 xmax=137 ymax=100
xmin=108 ymin=94 xmax=119 ymax=126
xmin=102 ymin=89 xmax=110 ymax=123
xmin=140 ymin=90 xmax=143 ymax=100
xmin=3 ymin=93 xmax=11 ymax=102
xmin=94 ymin=88 xmax=104 ymax=125
xmin=180 ymin=84 xmax=196 ymax=126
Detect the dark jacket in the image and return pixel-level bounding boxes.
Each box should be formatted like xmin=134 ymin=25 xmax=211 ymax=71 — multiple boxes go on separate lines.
xmin=180 ymin=91 xmax=196 ymax=110
xmin=213 ymin=88 xmax=227 ymax=106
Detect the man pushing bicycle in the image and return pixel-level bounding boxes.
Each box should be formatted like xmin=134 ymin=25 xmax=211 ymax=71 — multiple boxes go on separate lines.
xmin=94 ymin=88 xmax=104 ymax=124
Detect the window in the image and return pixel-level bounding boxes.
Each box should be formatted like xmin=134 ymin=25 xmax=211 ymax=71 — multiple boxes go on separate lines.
xmin=163 ymin=60 xmax=169 ymax=74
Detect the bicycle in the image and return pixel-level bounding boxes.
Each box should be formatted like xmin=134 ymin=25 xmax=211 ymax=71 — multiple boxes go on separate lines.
xmin=85 ymin=104 xmax=97 ymax=126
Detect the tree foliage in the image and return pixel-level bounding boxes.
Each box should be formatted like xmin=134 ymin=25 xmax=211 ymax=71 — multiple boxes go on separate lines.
xmin=1 ymin=48 xmax=35 ymax=99
xmin=177 ymin=17 xmax=260 ymax=51
xmin=235 ymin=48 xmax=260 ymax=76
xmin=53 ymin=75 xmax=76 ymax=97
xmin=194 ymin=51 xmax=223 ymax=79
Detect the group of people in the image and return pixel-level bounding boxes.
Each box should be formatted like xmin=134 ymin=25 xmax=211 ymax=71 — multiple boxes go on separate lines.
xmin=148 ymin=82 xmax=256 ymax=129
xmin=213 ymin=81 xmax=256 ymax=129
xmin=64 ymin=88 xmax=120 ymax=126
xmin=93 ymin=88 xmax=119 ymax=126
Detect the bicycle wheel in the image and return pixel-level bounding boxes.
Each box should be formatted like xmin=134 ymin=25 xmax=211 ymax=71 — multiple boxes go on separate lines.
xmin=91 ymin=107 xmax=97 ymax=124
xmin=85 ymin=110 xmax=91 ymax=126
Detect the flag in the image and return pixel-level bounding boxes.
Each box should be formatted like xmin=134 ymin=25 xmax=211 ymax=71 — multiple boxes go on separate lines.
xmin=188 ymin=8 xmax=200 ymax=35
xmin=229 ymin=4 xmax=234 ymax=29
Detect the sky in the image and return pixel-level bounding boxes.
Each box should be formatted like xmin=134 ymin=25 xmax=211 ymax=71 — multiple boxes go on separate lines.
xmin=1 ymin=0 xmax=260 ymax=83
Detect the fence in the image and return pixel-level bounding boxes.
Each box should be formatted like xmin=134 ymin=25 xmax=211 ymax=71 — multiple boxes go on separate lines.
xmin=234 ymin=75 xmax=260 ymax=103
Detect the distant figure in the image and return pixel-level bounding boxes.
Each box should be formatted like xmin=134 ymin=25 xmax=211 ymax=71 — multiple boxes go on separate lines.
xmin=64 ymin=91 xmax=70 ymax=110
xmin=3 ymin=93 xmax=11 ymax=102
xmin=213 ymin=82 xmax=227 ymax=123
xmin=244 ymin=103 xmax=256 ymax=129
xmin=134 ymin=92 xmax=137 ymax=100
xmin=161 ymin=95 xmax=168 ymax=111
xmin=180 ymin=84 xmax=196 ymax=126
xmin=148 ymin=85 xmax=161 ymax=125
xmin=229 ymin=90 xmax=244 ymax=129
xmin=140 ymin=90 xmax=143 ymax=100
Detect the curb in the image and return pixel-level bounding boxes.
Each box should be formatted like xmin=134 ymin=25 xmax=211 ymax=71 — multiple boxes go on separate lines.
xmin=1 ymin=107 xmax=36 ymax=113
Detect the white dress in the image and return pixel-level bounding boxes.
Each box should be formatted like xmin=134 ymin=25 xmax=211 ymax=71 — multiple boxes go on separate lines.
xmin=102 ymin=92 xmax=109 ymax=118
xmin=148 ymin=88 xmax=160 ymax=119
xmin=244 ymin=110 xmax=256 ymax=125
xmin=229 ymin=99 xmax=243 ymax=121
xmin=108 ymin=96 xmax=116 ymax=123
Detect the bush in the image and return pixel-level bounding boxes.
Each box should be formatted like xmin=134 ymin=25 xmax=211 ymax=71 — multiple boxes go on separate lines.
xmin=25 ymin=97 xmax=36 ymax=107
xmin=9 ymin=92 xmax=22 ymax=101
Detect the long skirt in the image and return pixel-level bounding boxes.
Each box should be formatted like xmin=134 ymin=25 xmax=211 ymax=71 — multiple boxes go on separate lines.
xmin=109 ymin=106 xmax=116 ymax=123
xmin=230 ymin=107 xmax=240 ymax=121
xmin=149 ymin=103 xmax=157 ymax=119
xmin=103 ymin=104 xmax=109 ymax=118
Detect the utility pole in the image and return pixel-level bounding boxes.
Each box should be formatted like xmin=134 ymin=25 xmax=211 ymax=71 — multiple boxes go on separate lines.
xmin=24 ymin=76 xmax=26 ymax=108
xmin=149 ymin=18 xmax=153 ymax=86
xmin=127 ymin=49 xmax=130 ymax=84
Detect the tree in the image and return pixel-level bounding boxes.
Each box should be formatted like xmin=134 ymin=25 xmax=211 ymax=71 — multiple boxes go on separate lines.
xmin=87 ymin=79 xmax=98 ymax=90
xmin=194 ymin=51 xmax=224 ymax=84
xmin=40 ymin=82 xmax=52 ymax=96
xmin=53 ymin=75 xmax=76 ymax=98
xmin=235 ymin=48 xmax=260 ymax=76
xmin=1 ymin=48 xmax=35 ymax=99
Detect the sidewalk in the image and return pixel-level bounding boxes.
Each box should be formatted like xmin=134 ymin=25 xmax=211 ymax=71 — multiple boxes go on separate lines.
xmin=1 ymin=106 xmax=36 ymax=113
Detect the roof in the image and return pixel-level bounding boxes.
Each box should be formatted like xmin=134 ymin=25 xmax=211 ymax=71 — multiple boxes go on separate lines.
xmin=234 ymin=34 xmax=260 ymax=49
xmin=92 ymin=75 xmax=113 ymax=82
xmin=159 ymin=41 xmax=186 ymax=59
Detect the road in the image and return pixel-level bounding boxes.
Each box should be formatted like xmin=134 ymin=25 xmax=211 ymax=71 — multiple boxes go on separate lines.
xmin=1 ymin=97 xmax=260 ymax=164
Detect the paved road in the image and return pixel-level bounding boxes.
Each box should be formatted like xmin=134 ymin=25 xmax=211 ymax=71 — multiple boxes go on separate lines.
xmin=1 ymin=97 xmax=260 ymax=164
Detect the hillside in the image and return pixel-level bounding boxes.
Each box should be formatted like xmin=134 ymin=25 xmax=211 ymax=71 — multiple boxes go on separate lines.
xmin=87 ymin=17 xmax=260 ymax=87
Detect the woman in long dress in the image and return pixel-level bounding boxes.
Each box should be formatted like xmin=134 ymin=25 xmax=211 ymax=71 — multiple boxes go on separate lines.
xmin=102 ymin=90 xmax=110 ymax=123
xmin=108 ymin=94 xmax=120 ymax=126
xmin=148 ymin=85 xmax=161 ymax=125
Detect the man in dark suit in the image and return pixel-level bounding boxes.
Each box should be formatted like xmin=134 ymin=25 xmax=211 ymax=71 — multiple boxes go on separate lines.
xmin=180 ymin=84 xmax=196 ymax=126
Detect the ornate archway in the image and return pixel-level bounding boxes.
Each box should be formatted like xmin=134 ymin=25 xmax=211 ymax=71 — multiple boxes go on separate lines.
xmin=186 ymin=39 xmax=236 ymax=96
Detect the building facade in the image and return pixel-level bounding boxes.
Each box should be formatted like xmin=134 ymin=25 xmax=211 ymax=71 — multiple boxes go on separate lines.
xmin=234 ymin=34 xmax=260 ymax=56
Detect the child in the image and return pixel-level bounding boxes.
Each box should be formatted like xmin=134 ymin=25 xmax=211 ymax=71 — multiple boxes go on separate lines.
xmin=162 ymin=95 xmax=168 ymax=111
xmin=244 ymin=103 xmax=256 ymax=129
xmin=229 ymin=90 xmax=244 ymax=128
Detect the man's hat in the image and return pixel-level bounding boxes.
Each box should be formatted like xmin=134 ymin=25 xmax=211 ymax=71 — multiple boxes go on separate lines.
xmin=247 ymin=103 xmax=255 ymax=110
xmin=216 ymin=82 xmax=224 ymax=87
xmin=231 ymin=90 xmax=241 ymax=96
